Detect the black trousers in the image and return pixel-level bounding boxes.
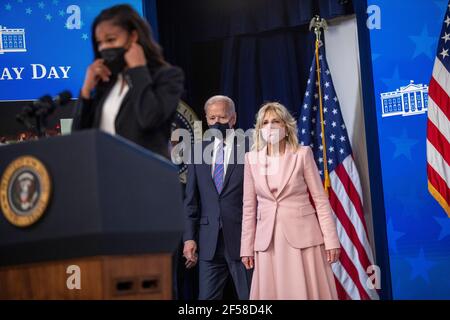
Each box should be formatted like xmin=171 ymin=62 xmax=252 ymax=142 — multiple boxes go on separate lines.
xmin=198 ymin=230 xmax=252 ymax=300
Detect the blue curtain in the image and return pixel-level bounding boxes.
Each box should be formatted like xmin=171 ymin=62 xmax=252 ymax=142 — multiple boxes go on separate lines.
xmin=220 ymin=27 xmax=317 ymax=129
xmin=155 ymin=0 xmax=353 ymax=130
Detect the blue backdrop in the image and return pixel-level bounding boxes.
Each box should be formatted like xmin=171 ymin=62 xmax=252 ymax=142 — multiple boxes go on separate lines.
xmin=0 ymin=0 xmax=143 ymax=101
xmin=368 ymin=0 xmax=450 ymax=299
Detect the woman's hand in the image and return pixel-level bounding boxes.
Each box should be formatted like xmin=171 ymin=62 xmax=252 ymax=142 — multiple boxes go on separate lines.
xmin=125 ymin=42 xmax=147 ymax=69
xmin=241 ymin=256 xmax=254 ymax=270
xmin=81 ymin=59 xmax=111 ymax=99
xmin=326 ymin=248 xmax=341 ymax=264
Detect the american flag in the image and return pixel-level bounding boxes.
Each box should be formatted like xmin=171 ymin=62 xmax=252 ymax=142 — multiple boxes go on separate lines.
xmin=299 ymin=40 xmax=379 ymax=300
xmin=427 ymin=1 xmax=450 ymax=218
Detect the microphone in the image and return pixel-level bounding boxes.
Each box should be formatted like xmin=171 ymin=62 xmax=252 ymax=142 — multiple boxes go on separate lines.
xmin=34 ymin=91 xmax=73 ymax=117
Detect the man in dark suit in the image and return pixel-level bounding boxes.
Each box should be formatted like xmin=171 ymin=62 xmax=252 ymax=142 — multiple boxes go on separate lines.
xmin=183 ymin=95 xmax=252 ymax=300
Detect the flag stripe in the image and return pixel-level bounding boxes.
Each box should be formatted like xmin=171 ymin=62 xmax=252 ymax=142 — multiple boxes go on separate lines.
xmin=329 ymin=173 xmax=375 ymax=265
xmin=427 ymin=120 xmax=450 ymax=165
xmin=331 ymin=213 xmax=362 ymax=300
xmin=428 ymin=97 xmax=450 ymax=143
xmin=334 ymin=275 xmax=351 ymax=300
xmin=337 ymin=245 xmax=371 ymax=300
xmin=429 ymin=77 xmax=450 ymax=121
xmin=336 ymin=215 xmax=378 ymax=299
xmin=431 ymin=57 xmax=450 ymax=99
xmin=334 ymin=214 xmax=379 ymax=300
xmin=332 ymin=262 xmax=360 ymax=300
xmin=427 ymin=141 xmax=450 ymax=190
xmin=334 ymin=159 xmax=368 ymax=234
xmin=343 ymin=156 xmax=364 ymax=199
xmin=427 ymin=164 xmax=450 ymax=202
xmin=332 ymin=266 xmax=359 ymax=300
xmin=328 ymin=188 xmax=373 ymax=286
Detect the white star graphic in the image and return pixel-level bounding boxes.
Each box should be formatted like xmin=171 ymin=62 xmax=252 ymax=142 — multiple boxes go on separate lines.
xmin=303 ymin=104 xmax=308 ymax=109
xmin=339 ymin=148 xmax=344 ymax=154
xmin=315 ymin=93 xmax=319 ymax=99
xmin=440 ymin=48 xmax=449 ymax=59
xmin=334 ymin=96 xmax=338 ymax=102
xmin=319 ymin=157 xmax=323 ymax=163
xmin=324 ymin=95 xmax=329 ymax=101
xmin=26 ymin=7 xmax=32 ymax=14
xmin=301 ymin=129 xmax=306 ymax=134
xmin=319 ymin=144 xmax=323 ymax=151
xmin=313 ymin=106 xmax=317 ymax=111
xmin=341 ymin=124 xmax=346 ymax=130
xmin=311 ymin=130 xmax=315 ymax=136
xmin=329 ymin=146 xmax=334 ymax=153
xmin=328 ymin=159 xmax=333 ymax=165
xmin=330 ymin=134 xmax=336 ymax=140
xmin=305 ymin=91 xmax=310 ymax=97
xmin=325 ymin=82 xmax=330 ymax=88
xmin=332 ymin=109 xmax=338 ymax=115
xmin=45 ymin=14 xmax=53 ymax=21
xmin=445 ymin=16 xmax=450 ymax=28
xmin=323 ymin=107 xmax=328 ymax=113
xmin=302 ymin=116 xmax=307 ymax=122
xmin=340 ymin=136 xmax=346 ymax=142
xmin=325 ymin=69 xmax=330 ymax=75
xmin=307 ymin=79 xmax=311 ymax=84
xmin=332 ymin=121 xmax=337 ymax=127
xmin=312 ymin=118 xmax=316 ymax=124
xmin=442 ymin=32 xmax=450 ymax=43
xmin=38 ymin=2 xmax=45 ymax=9
xmin=300 ymin=141 xmax=305 ymax=146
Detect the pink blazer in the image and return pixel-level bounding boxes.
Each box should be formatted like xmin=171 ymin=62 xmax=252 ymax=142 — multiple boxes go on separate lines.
xmin=240 ymin=145 xmax=340 ymax=256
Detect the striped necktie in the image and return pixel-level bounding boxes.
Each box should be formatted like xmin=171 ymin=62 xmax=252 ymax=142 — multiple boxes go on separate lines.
xmin=213 ymin=142 xmax=224 ymax=193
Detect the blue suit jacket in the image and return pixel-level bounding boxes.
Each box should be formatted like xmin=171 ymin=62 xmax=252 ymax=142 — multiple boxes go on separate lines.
xmin=183 ymin=134 xmax=249 ymax=261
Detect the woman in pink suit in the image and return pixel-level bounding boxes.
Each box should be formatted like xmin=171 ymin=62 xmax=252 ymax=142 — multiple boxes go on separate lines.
xmin=241 ymin=102 xmax=341 ymax=300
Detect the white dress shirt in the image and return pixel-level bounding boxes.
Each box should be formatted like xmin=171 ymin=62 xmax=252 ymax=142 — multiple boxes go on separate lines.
xmin=211 ymin=130 xmax=235 ymax=177
xmin=99 ymin=74 xmax=129 ymax=135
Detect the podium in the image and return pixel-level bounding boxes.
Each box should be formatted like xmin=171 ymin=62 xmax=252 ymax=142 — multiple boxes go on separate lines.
xmin=0 ymin=130 xmax=184 ymax=299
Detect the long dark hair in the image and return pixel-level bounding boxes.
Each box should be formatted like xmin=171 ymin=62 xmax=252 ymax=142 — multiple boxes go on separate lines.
xmin=91 ymin=4 xmax=167 ymax=71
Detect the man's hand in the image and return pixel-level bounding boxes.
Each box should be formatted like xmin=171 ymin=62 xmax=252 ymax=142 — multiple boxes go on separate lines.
xmin=241 ymin=256 xmax=254 ymax=270
xmin=183 ymin=240 xmax=198 ymax=269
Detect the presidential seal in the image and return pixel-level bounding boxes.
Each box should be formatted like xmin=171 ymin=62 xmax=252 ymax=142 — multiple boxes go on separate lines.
xmin=171 ymin=101 xmax=202 ymax=184
xmin=0 ymin=156 xmax=51 ymax=227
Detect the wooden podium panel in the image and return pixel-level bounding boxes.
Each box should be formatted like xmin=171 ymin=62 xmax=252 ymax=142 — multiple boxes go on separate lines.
xmin=0 ymin=254 xmax=172 ymax=300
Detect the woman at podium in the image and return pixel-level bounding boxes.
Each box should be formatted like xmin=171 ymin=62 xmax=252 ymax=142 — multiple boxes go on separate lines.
xmin=72 ymin=4 xmax=184 ymax=159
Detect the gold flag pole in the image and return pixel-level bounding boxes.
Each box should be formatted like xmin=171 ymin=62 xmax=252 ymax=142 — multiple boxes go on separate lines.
xmin=309 ymin=16 xmax=331 ymax=194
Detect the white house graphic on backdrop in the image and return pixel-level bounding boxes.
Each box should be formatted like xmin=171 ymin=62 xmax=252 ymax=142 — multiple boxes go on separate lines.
xmin=380 ymin=80 xmax=428 ymax=118
xmin=0 ymin=25 xmax=27 ymax=54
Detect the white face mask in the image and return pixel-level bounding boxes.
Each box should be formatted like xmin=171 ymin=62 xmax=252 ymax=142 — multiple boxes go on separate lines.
xmin=261 ymin=127 xmax=286 ymax=144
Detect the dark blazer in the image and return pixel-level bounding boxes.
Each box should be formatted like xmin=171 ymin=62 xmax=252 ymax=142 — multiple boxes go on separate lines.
xmin=183 ymin=134 xmax=250 ymax=261
xmin=72 ymin=65 xmax=184 ymax=158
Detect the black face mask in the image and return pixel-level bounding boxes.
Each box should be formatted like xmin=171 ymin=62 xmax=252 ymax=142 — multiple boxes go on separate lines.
xmin=209 ymin=122 xmax=231 ymax=139
xmin=99 ymin=47 xmax=127 ymax=77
